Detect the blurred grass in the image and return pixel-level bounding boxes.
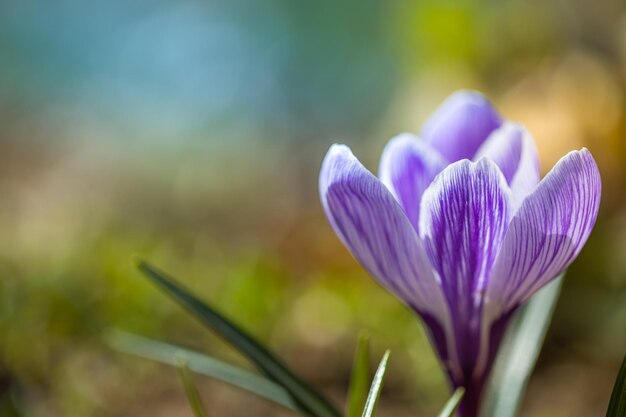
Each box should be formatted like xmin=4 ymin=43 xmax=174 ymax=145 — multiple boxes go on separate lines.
xmin=0 ymin=133 xmax=623 ymax=417
xmin=0 ymin=145 xmax=448 ymax=416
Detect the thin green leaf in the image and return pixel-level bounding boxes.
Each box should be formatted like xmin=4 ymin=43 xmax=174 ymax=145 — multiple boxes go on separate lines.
xmin=176 ymin=356 xmax=210 ymax=417
xmin=105 ymin=330 xmax=301 ymax=412
xmin=437 ymin=388 xmax=465 ymax=417
xmin=346 ymin=332 xmax=370 ymax=417
xmin=361 ymin=350 xmax=390 ymax=417
xmin=606 ymin=355 xmax=626 ymax=417
xmin=481 ymin=274 xmax=564 ymax=417
xmin=136 ymin=260 xmax=342 ymax=417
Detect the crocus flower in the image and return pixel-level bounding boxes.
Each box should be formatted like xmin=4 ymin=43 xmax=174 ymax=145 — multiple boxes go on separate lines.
xmin=319 ymin=91 xmax=601 ymax=417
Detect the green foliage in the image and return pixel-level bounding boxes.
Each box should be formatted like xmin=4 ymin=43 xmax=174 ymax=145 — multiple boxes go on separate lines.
xmin=481 ymin=275 xmax=563 ymax=417
xmin=606 ymin=355 xmax=626 ymax=417
xmin=437 ymin=388 xmax=464 ymax=417
xmin=361 ymin=351 xmax=390 ymax=417
xmin=136 ymin=260 xmax=342 ymax=417
xmin=106 ymin=330 xmax=300 ymax=412
xmin=176 ymin=357 xmax=210 ymax=417
xmin=346 ymin=333 xmax=370 ymax=417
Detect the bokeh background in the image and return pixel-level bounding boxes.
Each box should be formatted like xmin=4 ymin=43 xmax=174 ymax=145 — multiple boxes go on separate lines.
xmin=1 ymin=0 xmax=625 ymax=416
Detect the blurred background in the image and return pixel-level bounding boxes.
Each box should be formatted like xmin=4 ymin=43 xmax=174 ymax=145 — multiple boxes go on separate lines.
xmin=0 ymin=0 xmax=625 ymax=416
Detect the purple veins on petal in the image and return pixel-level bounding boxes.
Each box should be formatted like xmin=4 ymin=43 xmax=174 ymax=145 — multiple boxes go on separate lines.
xmin=421 ymin=90 xmax=502 ymax=163
xmin=475 ymin=122 xmax=540 ymax=212
xmin=419 ymin=158 xmax=511 ymax=384
xmin=474 ymin=122 xmax=524 ymax=183
xmin=379 ymin=133 xmax=447 ymax=232
xmin=485 ymin=148 xmax=601 ymax=320
xmin=319 ymin=144 xmax=452 ymax=329
xmin=318 ymin=90 xmax=602 ymax=417
xmin=319 ymin=144 xmax=461 ymax=381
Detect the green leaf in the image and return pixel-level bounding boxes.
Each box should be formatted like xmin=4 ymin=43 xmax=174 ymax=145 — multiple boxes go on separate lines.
xmin=105 ymin=330 xmax=301 ymax=412
xmin=346 ymin=332 xmax=370 ymax=417
xmin=136 ymin=260 xmax=342 ymax=417
xmin=606 ymin=355 xmax=626 ymax=417
xmin=176 ymin=356 xmax=210 ymax=417
xmin=481 ymin=274 xmax=564 ymax=417
xmin=361 ymin=350 xmax=390 ymax=417
xmin=437 ymin=388 xmax=465 ymax=417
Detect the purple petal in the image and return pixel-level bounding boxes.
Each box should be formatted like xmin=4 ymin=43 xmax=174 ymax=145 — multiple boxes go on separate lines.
xmin=320 ymin=145 xmax=450 ymax=318
xmin=474 ymin=123 xmax=524 ymax=183
xmin=421 ymin=90 xmax=502 ymax=163
xmin=320 ymin=144 xmax=459 ymax=377
xmin=486 ymin=149 xmax=601 ymax=318
xmin=419 ymin=158 xmax=511 ymax=383
xmin=475 ymin=122 xmax=541 ymax=212
xmin=378 ymin=134 xmax=447 ymax=232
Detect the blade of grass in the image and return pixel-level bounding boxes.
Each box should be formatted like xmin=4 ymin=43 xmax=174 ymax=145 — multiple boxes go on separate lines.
xmin=606 ymin=355 xmax=626 ymax=417
xmin=481 ymin=274 xmax=564 ymax=417
xmin=361 ymin=350 xmax=390 ymax=417
xmin=136 ymin=260 xmax=341 ymax=417
xmin=437 ymin=388 xmax=465 ymax=417
xmin=176 ymin=356 xmax=210 ymax=417
xmin=105 ymin=330 xmax=301 ymax=412
xmin=346 ymin=332 xmax=370 ymax=417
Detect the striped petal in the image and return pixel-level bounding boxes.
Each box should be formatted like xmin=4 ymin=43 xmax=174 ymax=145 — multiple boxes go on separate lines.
xmin=320 ymin=144 xmax=457 ymax=376
xmin=419 ymin=158 xmax=511 ymax=384
xmin=485 ymin=149 xmax=601 ymax=320
xmin=421 ymin=91 xmax=502 ymax=163
xmin=378 ymin=134 xmax=447 ymax=232
xmin=475 ymin=122 xmax=540 ymax=212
